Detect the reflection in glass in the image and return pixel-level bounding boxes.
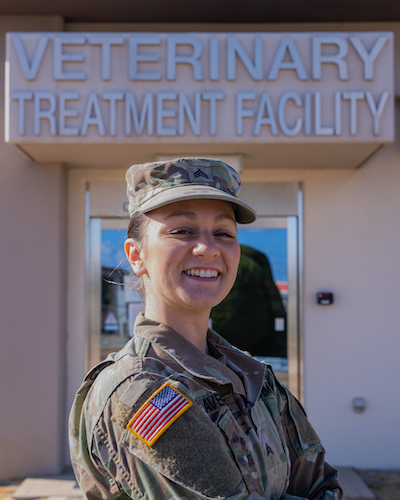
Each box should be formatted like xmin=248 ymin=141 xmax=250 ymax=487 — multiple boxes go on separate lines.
xmin=100 ymin=227 xmax=289 ymax=384
xmin=100 ymin=229 xmax=143 ymax=360
xmin=211 ymin=245 xmax=286 ymax=356
xmin=210 ymin=228 xmax=288 ymax=384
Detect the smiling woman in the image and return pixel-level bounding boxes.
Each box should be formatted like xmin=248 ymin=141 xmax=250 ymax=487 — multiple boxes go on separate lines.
xmin=69 ymin=157 xmax=343 ymax=500
xmin=124 ymin=199 xmax=241 ymax=351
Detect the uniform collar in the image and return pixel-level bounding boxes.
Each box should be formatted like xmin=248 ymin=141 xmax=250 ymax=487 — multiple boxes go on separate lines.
xmin=133 ymin=314 xmax=265 ymax=406
xmin=206 ymin=327 xmax=266 ymax=405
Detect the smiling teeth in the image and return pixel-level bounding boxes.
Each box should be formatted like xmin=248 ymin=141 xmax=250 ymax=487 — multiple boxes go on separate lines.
xmin=185 ymin=269 xmax=218 ymax=278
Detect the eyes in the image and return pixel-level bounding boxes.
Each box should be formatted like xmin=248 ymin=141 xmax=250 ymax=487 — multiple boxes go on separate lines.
xmin=216 ymin=231 xmax=235 ymax=238
xmin=169 ymin=227 xmax=236 ymax=239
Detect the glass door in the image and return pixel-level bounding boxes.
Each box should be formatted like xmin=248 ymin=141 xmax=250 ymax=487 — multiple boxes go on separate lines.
xmin=211 ymin=216 xmax=299 ymax=391
xmin=87 ymin=214 xmax=300 ymax=396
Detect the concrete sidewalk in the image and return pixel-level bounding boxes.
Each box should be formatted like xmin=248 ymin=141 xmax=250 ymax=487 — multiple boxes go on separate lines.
xmin=11 ymin=474 xmax=83 ymax=500
xmin=0 ymin=471 xmax=82 ymax=500
xmin=336 ymin=467 xmax=375 ymax=499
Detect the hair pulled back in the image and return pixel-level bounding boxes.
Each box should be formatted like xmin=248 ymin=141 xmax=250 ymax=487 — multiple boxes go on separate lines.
xmin=127 ymin=211 xmax=149 ymax=295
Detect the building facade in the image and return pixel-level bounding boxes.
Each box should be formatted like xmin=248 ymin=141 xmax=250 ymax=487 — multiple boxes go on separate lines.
xmin=1 ymin=7 xmax=400 ymax=479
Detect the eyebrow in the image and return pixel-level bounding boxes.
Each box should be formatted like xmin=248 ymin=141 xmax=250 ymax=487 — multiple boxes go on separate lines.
xmin=215 ymin=213 xmax=236 ymax=223
xmin=164 ymin=211 xmax=236 ymax=223
xmin=164 ymin=211 xmax=197 ymax=220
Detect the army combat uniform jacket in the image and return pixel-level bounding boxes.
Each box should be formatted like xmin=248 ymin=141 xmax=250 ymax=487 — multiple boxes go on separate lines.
xmin=69 ymin=315 xmax=343 ymax=500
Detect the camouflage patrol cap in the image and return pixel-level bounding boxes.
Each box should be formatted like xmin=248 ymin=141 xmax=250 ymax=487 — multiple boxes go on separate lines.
xmin=125 ymin=157 xmax=257 ymax=224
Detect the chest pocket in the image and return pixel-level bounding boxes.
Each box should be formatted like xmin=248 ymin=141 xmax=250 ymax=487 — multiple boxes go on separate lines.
xmin=250 ymin=400 xmax=289 ymax=498
xmin=217 ymin=409 xmax=266 ymax=496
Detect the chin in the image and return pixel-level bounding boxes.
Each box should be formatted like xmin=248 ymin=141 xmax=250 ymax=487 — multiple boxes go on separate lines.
xmin=181 ymin=293 xmax=226 ymax=311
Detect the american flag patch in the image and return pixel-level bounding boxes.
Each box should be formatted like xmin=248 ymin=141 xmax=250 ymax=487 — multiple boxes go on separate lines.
xmin=126 ymin=382 xmax=192 ymax=446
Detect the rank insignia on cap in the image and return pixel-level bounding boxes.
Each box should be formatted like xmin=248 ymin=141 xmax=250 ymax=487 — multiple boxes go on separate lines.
xmin=127 ymin=382 xmax=192 ymax=446
xmin=187 ymin=166 xmax=213 ymax=182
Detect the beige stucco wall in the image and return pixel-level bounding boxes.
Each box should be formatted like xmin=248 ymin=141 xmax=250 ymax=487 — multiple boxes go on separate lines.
xmin=0 ymin=16 xmax=67 ymax=480
xmin=302 ymin=117 xmax=400 ymax=468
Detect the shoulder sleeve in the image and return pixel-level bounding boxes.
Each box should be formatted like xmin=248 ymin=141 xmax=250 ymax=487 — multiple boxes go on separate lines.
xmin=276 ymin=384 xmax=344 ymax=500
xmin=93 ymin=376 xmax=249 ymax=500
xmin=69 ymin=383 xmax=126 ymax=500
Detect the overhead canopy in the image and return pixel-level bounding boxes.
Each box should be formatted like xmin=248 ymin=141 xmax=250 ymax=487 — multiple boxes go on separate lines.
xmin=5 ymin=31 xmax=394 ymax=168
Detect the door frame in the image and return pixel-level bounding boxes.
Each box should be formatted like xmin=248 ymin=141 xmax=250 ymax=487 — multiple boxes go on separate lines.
xmin=66 ymin=168 xmax=304 ymax=447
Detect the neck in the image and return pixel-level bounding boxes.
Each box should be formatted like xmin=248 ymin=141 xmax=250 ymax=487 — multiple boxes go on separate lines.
xmin=144 ymin=301 xmax=210 ymax=354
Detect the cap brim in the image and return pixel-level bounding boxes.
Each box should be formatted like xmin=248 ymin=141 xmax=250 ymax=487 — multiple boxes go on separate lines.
xmin=136 ymin=185 xmax=257 ymax=224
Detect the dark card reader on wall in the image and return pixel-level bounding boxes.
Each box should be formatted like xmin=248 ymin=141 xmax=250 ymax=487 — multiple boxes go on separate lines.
xmin=317 ymin=292 xmax=334 ymax=305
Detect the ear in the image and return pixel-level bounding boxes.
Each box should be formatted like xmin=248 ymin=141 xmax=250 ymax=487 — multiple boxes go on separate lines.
xmin=124 ymin=238 xmax=147 ymax=276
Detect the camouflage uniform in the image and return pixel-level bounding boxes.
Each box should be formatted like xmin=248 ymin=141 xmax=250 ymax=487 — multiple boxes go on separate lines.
xmin=69 ymin=314 xmax=343 ymax=500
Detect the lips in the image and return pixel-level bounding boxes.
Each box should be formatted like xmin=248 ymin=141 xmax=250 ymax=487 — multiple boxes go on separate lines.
xmin=184 ymin=268 xmax=219 ymax=278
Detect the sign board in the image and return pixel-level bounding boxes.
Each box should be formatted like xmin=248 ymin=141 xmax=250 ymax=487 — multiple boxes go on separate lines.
xmin=4 ymin=32 xmax=394 ymax=167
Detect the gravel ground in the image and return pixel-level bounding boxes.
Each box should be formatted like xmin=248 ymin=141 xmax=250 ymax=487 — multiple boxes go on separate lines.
xmin=356 ymin=470 xmax=400 ymax=500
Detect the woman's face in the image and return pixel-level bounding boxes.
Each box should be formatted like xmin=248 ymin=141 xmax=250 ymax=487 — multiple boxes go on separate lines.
xmin=127 ymin=199 xmax=241 ymax=318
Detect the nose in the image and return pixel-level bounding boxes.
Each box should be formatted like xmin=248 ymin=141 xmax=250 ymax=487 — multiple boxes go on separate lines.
xmin=192 ymin=231 xmax=220 ymax=259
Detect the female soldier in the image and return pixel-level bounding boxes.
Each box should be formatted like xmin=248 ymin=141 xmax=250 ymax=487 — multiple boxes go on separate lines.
xmin=69 ymin=158 xmax=343 ymax=500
